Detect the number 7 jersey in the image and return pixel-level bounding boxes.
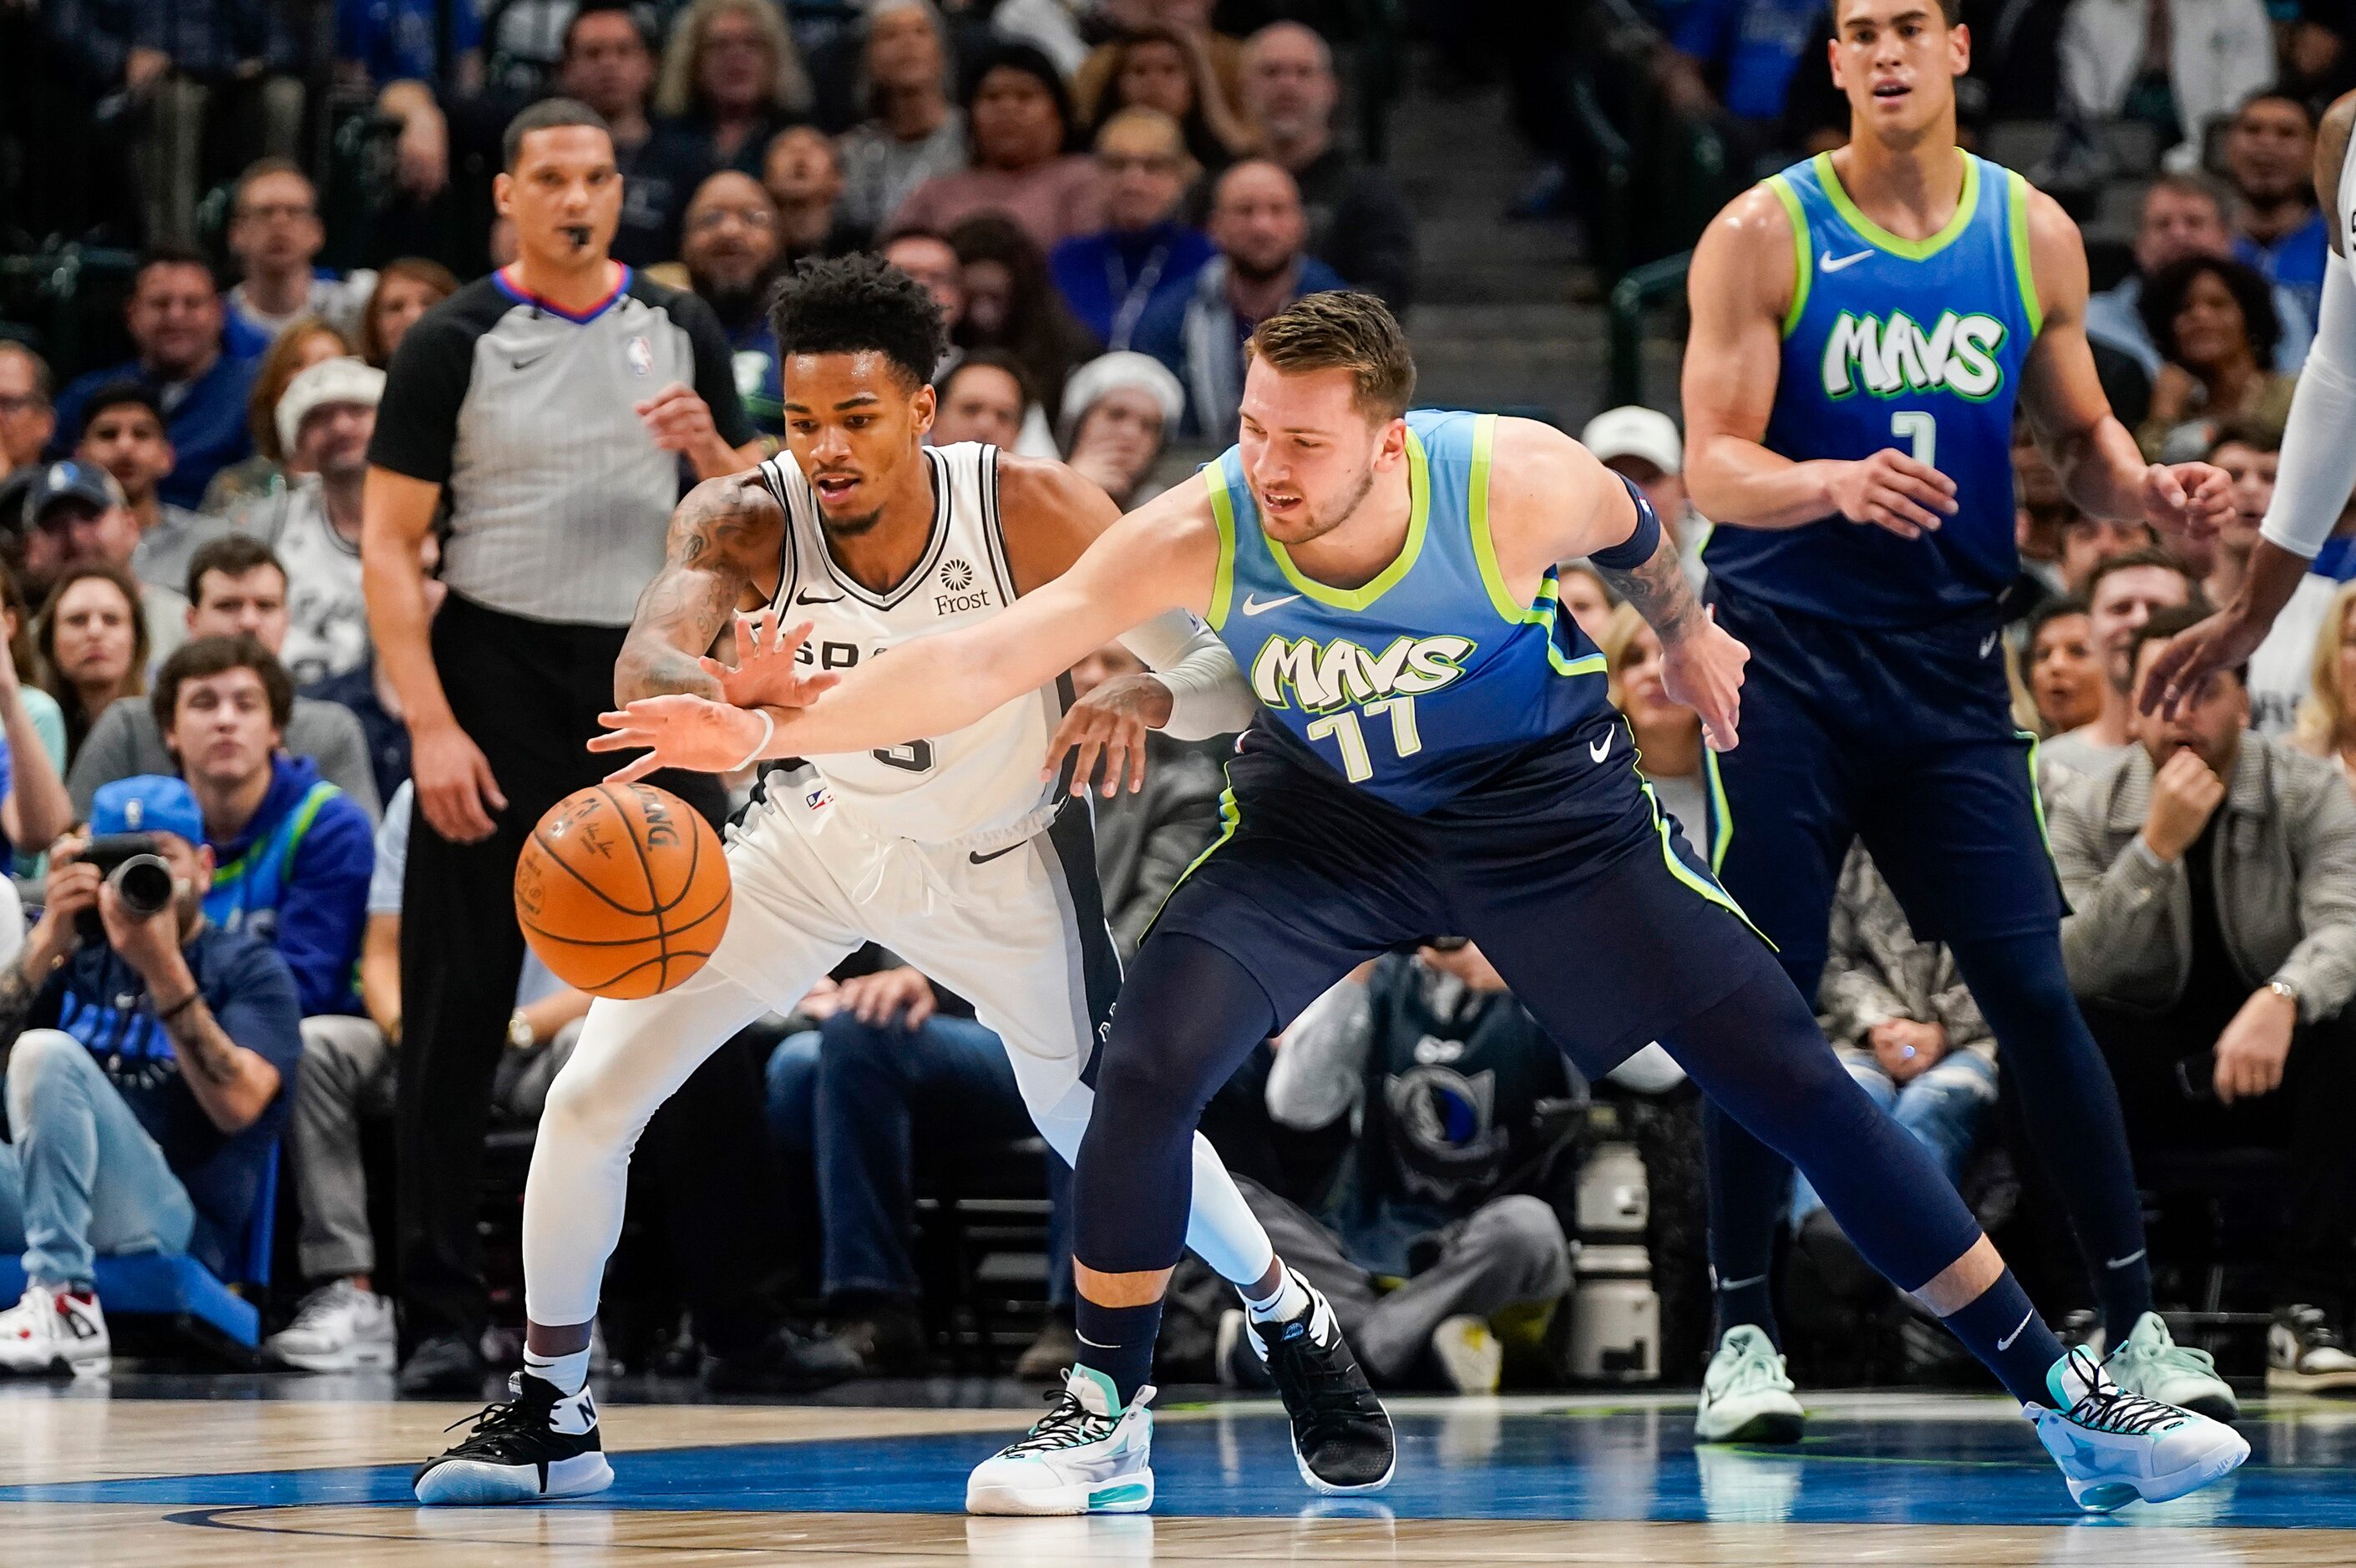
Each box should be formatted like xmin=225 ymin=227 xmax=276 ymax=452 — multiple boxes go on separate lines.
xmin=1705 ymin=150 xmax=2041 ymax=630
xmin=752 ymin=443 xmax=1063 ymax=847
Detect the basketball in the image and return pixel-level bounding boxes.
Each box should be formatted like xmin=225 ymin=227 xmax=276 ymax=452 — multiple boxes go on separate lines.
xmin=514 ymin=784 xmax=732 ymax=999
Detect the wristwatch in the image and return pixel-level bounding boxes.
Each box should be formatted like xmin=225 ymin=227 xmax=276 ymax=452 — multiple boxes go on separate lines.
xmin=508 ymin=1009 xmax=536 ymax=1050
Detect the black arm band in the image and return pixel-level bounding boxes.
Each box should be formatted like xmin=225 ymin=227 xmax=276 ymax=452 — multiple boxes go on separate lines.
xmin=1588 ymin=473 xmax=1664 ymax=570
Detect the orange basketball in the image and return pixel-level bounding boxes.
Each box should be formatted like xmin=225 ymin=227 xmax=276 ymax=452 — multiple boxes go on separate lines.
xmin=514 ymin=784 xmax=732 ymax=999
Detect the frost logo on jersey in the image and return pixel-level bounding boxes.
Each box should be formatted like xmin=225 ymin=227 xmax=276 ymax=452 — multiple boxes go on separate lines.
xmin=1250 ymin=633 xmax=1475 ymax=713
xmin=935 ymin=556 xmax=991 ymax=615
xmin=1821 ymin=311 xmax=2007 ymax=401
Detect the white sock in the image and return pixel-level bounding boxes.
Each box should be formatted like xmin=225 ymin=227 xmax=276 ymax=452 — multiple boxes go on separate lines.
xmin=524 ymin=1346 xmax=591 ymax=1396
xmin=1242 ymin=1262 xmax=1311 ymax=1323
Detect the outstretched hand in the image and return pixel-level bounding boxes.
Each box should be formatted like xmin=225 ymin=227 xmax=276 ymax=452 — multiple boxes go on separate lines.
xmin=698 ymin=611 xmax=843 ymax=712
xmin=590 ymin=694 xmax=770 ymax=783
xmin=1043 ymin=673 xmax=1173 ymax=797
xmin=1659 ymin=608 xmax=1749 ymax=751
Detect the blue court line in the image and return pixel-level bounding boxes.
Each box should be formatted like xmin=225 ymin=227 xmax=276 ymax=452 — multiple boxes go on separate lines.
xmin=1 ymin=1409 xmax=2346 ymax=1529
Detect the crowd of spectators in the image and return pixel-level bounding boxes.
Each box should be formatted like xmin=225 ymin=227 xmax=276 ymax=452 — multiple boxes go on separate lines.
xmin=0 ymin=0 xmax=2353 ymax=1403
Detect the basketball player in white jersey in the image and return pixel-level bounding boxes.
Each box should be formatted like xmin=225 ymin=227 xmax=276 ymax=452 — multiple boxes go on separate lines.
xmin=414 ymin=256 xmax=1330 ymax=1510
xmin=2150 ymin=92 xmax=2356 ymax=708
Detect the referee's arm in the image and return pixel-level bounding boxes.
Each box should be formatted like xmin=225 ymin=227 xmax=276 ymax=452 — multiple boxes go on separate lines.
xmin=362 ymin=311 xmax=509 ymax=844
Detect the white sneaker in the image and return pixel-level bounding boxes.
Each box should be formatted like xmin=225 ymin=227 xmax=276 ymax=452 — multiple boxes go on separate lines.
xmin=2030 ymin=1347 xmax=2249 ymax=1512
xmin=0 ymin=1282 xmax=109 ymax=1375
xmin=2268 ymin=1305 xmax=2356 ymax=1394
xmin=965 ymin=1365 xmax=1155 ymax=1515
xmin=1431 ymin=1315 xmax=1502 ymax=1394
xmin=266 ymin=1278 xmax=398 ymax=1372
xmin=2106 ymin=1311 xmax=2239 ymax=1422
xmin=1694 ymin=1325 xmax=1804 ymax=1443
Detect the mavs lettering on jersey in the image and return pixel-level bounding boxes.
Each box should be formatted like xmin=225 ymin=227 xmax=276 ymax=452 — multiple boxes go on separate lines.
xmin=1203 ymin=410 xmax=1612 ymax=814
xmin=1705 ymin=151 xmax=2041 ymax=628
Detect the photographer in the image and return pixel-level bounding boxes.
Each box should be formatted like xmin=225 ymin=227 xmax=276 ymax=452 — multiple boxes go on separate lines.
xmin=0 ymin=776 xmax=301 ymax=1374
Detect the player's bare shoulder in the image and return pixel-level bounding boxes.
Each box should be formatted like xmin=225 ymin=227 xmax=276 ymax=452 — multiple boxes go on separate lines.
xmin=2321 ymin=90 xmax=2356 ymax=256
xmin=1691 ymin=180 xmax=1801 ymax=316
xmin=668 ymin=467 xmax=787 ymax=575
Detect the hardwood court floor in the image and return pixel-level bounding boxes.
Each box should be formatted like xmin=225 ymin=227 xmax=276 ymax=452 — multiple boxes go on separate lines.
xmin=3 ymin=1378 xmax=2352 ymax=1565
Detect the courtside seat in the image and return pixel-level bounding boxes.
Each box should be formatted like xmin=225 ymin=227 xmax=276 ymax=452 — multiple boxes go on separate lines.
xmin=0 ymin=1146 xmax=277 ymax=1358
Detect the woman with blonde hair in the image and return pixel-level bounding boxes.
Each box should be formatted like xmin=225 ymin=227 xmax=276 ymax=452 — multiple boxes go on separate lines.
xmin=2293 ymin=580 xmax=2356 ymax=774
xmin=657 ymin=0 xmax=815 ymax=176
xmin=200 ymin=317 xmax=352 ymax=513
xmin=1599 ymin=600 xmax=1712 ymax=861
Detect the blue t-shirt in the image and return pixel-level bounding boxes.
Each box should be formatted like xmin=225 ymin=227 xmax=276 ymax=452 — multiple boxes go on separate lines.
xmin=2235 ymin=210 xmax=2329 ymax=342
xmin=33 ymin=926 xmax=303 ymax=1273
xmin=1050 ymin=224 xmax=1219 ymax=353
xmin=51 ymin=351 xmax=262 ymax=512
xmin=1672 ymin=0 xmax=1826 ymax=122
xmin=337 ymin=0 xmax=482 ymax=86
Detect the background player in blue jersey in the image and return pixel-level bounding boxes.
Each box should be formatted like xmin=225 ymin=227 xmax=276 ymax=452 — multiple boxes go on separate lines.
xmin=596 ymin=292 xmax=2249 ymax=1516
xmin=1680 ymin=0 xmax=2241 ymax=1443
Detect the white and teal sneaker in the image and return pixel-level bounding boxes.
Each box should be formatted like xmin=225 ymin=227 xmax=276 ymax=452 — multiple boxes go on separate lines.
xmin=2106 ymin=1311 xmax=2239 ymax=1422
xmin=1694 ymin=1325 xmax=1805 ymax=1444
xmin=965 ymin=1365 xmax=1155 ymax=1516
xmin=2029 ymin=1348 xmax=2250 ymax=1512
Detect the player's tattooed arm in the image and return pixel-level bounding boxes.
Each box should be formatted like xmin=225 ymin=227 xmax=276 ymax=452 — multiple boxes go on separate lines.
xmin=616 ymin=475 xmax=781 ymax=704
xmin=1593 ymin=521 xmax=1705 ymax=645
xmin=0 ymin=956 xmax=47 ymax=1068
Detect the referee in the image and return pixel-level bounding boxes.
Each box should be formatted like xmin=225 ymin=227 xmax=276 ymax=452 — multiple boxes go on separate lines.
xmin=362 ymin=98 xmax=758 ymax=1393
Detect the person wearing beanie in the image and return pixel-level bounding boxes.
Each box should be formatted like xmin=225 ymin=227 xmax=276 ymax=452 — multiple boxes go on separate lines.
xmin=233 ymin=358 xmax=387 ymax=689
xmin=1059 ymin=351 xmax=1184 ymax=507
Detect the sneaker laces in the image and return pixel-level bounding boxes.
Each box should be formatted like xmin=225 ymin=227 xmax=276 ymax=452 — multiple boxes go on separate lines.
xmin=440 ymin=1383 xmax=560 ymax=1453
xmin=1265 ymin=1319 xmax=1378 ymax=1444
xmin=1001 ymin=1388 xmax=1118 ymax=1455
xmin=2061 ymin=1348 xmax=2182 ymax=1436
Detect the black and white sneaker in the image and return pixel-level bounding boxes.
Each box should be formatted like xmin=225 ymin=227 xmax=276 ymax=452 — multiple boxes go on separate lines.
xmin=413 ymin=1373 xmax=614 ymax=1505
xmin=1246 ymin=1276 xmax=1396 ymax=1494
xmin=2270 ymin=1304 xmax=2356 ymax=1393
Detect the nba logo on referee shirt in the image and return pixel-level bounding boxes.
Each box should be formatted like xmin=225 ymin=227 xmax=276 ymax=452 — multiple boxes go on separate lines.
xmin=626 ymin=335 xmax=653 ymax=377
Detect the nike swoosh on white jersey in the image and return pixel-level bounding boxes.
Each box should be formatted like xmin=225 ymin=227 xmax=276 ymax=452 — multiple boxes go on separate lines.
xmin=1240 ymin=594 xmax=1301 ymax=616
xmin=1820 ymin=249 xmax=1872 ymax=272
xmin=1588 ymin=736 xmax=1611 ymax=763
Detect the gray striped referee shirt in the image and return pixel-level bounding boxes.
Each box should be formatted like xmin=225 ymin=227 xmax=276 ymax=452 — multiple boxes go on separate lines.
xmin=367 ymin=266 xmax=753 ymax=626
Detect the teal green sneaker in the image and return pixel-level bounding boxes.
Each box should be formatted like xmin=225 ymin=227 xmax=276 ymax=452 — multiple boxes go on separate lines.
xmin=2106 ymin=1311 xmax=2239 ymax=1422
xmin=1694 ymin=1324 xmax=1805 ymax=1444
xmin=2030 ymin=1347 xmax=2249 ymax=1512
xmin=965 ymin=1365 xmax=1155 ymax=1515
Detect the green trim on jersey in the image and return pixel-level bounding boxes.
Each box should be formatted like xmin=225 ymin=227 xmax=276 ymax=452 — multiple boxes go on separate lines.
xmin=1769 ymin=174 xmax=1813 ymax=338
xmin=210 ymin=779 xmax=339 ymax=892
xmin=2019 ymin=729 xmax=2054 ymax=854
xmin=1146 ymin=769 xmax=1242 ymax=937
xmin=1812 ymin=149 xmax=1981 ymax=262
xmin=1203 ymin=466 xmax=1239 ymax=630
xmin=1703 ymin=747 xmax=1733 ymax=876
xmin=1640 ymin=778 xmax=1768 ymax=945
xmin=2006 ymin=169 xmax=2044 ymax=337
xmin=1465 ymin=413 xmax=1605 ymax=679
xmin=1262 ymin=426 xmax=1433 ymax=612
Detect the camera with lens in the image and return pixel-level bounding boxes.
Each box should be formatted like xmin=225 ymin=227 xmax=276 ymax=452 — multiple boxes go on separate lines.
xmin=73 ymin=833 xmax=178 ymax=942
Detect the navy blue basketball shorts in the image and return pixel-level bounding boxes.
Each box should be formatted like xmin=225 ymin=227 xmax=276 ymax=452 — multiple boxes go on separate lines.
xmin=1149 ymin=714 xmax=1786 ymax=1080
xmin=1702 ymin=585 xmax=2066 ymax=967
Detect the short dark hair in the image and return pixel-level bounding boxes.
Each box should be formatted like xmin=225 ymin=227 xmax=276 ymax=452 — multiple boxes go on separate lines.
xmin=2023 ymin=593 xmax=2091 ymax=651
xmin=77 ymin=380 xmax=165 ymax=434
xmin=563 ymin=0 xmax=654 ymax=58
xmin=2128 ymin=603 xmax=2243 ymax=689
xmin=2139 ymin=254 xmax=2281 ymax=367
xmin=769 ymin=253 xmax=946 ymax=388
xmin=231 ymin=155 xmax=312 ymax=215
xmin=1246 ymin=291 xmax=1417 ymax=421
xmin=503 ymin=97 xmax=614 ymax=172
xmin=2208 ymin=415 xmax=2281 ymax=457
xmin=185 ymin=532 xmax=286 ymax=607
xmin=132 ymin=245 xmax=217 ymax=294
xmin=153 ymin=634 xmax=294 ymax=740
xmin=1834 ymin=0 xmax=1963 ymax=28
xmin=2087 ymin=545 xmax=2199 ymax=609
xmin=964 ymin=43 xmax=1077 ymax=154
xmin=942 ymin=348 xmax=1036 ymax=410
xmin=2237 ymin=89 xmax=2313 ymax=129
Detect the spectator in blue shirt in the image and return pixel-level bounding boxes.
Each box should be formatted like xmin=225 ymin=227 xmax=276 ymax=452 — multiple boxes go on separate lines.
xmin=1132 ymin=159 xmax=1345 ymax=441
xmin=2227 ymin=92 xmax=2330 ymax=332
xmin=155 ymin=636 xmax=374 ymax=1019
xmin=1663 ymin=0 xmax=1827 ymax=140
xmin=335 ymin=0 xmax=483 ymax=94
xmin=50 ymin=250 xmax=263 ymax=511
xmin=0 ymin=775 xmax=302 ymax=1374
xmin=1051 ymin=108 xmax=1217 ymax=354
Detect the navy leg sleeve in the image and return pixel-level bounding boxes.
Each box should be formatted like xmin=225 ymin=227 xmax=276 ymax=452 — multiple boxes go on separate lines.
xmin=1701 ymin=952 xmax=1821 ymax=1343
xmin=1948 ymin=931 xmax=2154 ymax=1338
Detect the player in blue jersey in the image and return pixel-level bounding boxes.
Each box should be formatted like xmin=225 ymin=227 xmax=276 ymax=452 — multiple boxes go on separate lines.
xmin=595 ymin=291 xmax=2247 ymax=1515
xmin=1680 ymin=0 xmax=2242 ymax=1444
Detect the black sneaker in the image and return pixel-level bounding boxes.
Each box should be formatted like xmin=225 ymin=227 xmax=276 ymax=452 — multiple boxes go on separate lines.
xmin=413 ymin=1373 xmax=614 ymax=1504
xmin=1247 ymin=1276 xmax=1396 ymax=1494
xmin=397 ymin=1333 xmax=489 ymax=1398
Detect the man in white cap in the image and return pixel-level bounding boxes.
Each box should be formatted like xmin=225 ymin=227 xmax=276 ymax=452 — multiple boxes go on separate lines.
xmin=1579 ymin=404 xmax=1705 ymax=589
xmin=236 ymin=357 xmax=386 ymax=688
xmin=1059 ymin=351 xmax=1185 ymax=508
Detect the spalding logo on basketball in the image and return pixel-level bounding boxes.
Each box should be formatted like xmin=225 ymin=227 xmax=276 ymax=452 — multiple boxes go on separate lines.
xmin=514 ymin=784 xmax=732 ymax=999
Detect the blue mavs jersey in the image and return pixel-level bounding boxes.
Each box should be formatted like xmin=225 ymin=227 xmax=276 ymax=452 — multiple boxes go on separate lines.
xmin=1705 ymin=151 xmax=2040 ymax=629
xmin=1203 ymin=409 xmax=1613 ymax=814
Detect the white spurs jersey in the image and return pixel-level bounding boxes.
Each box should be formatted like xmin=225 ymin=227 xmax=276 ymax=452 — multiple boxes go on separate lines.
xmin=751 ymin=443 xmax=1061 ymax=846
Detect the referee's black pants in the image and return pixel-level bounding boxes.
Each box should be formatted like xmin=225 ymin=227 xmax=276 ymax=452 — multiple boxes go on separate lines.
xmin=396 ymin=593 xmax=742 ymax=1351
